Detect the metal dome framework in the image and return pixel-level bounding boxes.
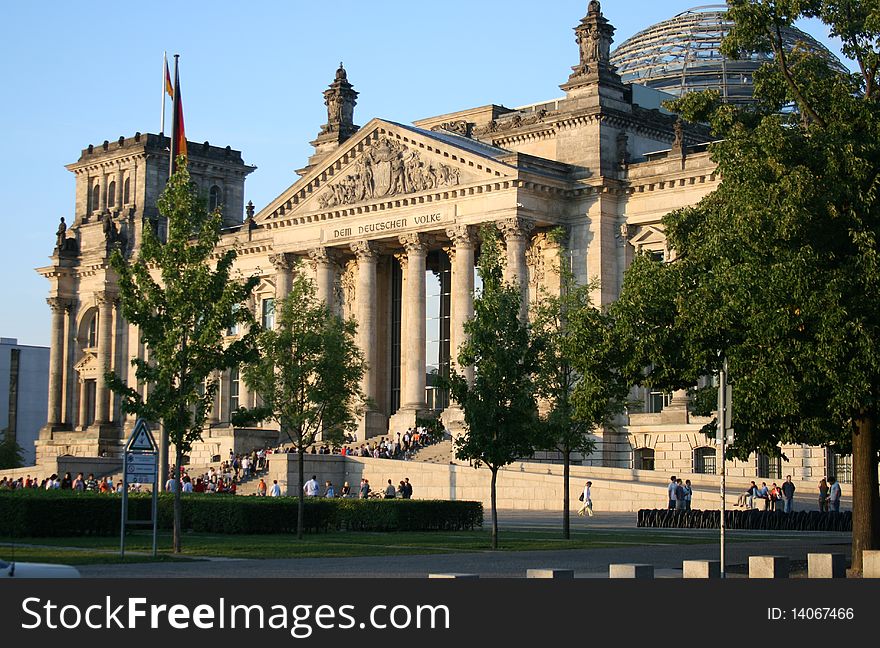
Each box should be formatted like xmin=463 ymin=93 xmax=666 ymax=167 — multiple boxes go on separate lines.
xmin=610 ymin=5 xmax=846 ymax=104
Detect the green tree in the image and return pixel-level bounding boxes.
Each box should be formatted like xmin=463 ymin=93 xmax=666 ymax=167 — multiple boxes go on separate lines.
xmin=533 ymin=229 xmax=627 ymax=538
xmin=0 ymin=429 xmax=24 ymax=470
xmin=612 ymin=1 xmax=880 ymax=573
xmin=233 ymin=266 xmax=367 ymax=539
xmin=107 ymin=160 xmax=258 ymax=553
xmin=445 ymin=226 xmax=540 ymax=549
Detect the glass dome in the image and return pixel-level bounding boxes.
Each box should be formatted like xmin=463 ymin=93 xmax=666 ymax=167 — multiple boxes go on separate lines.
xmin=610 ymin=4 xmax=846 ymax=104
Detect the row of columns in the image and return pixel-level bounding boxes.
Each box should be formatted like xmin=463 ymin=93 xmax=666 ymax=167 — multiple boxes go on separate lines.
xmin=266 ymin=220 xmax=534 ymax=418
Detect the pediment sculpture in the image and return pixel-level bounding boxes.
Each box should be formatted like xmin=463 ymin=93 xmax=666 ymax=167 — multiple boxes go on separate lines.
xmin=317 ymin=137 xmax=462 ymax=209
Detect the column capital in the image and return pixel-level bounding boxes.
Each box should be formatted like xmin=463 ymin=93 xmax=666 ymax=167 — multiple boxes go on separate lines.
xmin=307 ymin=246 xmax=340 ymax=266
xmin=446 ymin=224 xmax=477 ymax=249
xmin=393 ymin=252 xmax=408 ymax=271
xmin=94 ymin=292 xmax=118 ymax=308
xmin=268 ymin=252 xmax=297 ymax=273
xmin=497 ymin=217 xmax=535 ymax=242
xmin=46 ymin=297 xmax=72 ymax=313
xmin=350 ymin=240 xmax=379 ymax=262
xmin=399 ymin=232 xmax=431 ymax=255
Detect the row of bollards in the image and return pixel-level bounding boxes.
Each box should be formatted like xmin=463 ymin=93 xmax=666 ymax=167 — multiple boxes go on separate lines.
xmin=426 ymin=550 xmax=880 ymax=579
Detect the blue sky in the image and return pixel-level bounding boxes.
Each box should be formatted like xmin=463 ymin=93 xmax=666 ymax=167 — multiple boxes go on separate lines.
xmin=0 ymin=1 xmax=851 ymax=347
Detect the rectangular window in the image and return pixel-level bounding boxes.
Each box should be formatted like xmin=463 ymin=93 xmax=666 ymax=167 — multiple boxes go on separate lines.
xmin=647 ymin=390 xmax=671 ymax=414
xmin=756 ymin=452 xmax=782 ymax=479
xmin=229 ymin=366 xmax=240 ymax=413
xmin=227 ymin=303 xmax=240 ymax=336
xmin=827 ymin=450 xmax=852 ymax=484
xmin=694 ymin=447 xmax=717 ymax=474
xmin=262 ymin=298 xmax=275 ymax=330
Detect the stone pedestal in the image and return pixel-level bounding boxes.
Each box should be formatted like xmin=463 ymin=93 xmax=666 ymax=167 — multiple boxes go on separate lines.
xmin=682 ymin=560 xmax=720 ymax=579
xmin=749 ymin=556 xmax=789 ymax=579
xmin=609 ymin=564 xmax=653 ymax=579
xmin=527 ymin=568 xmax=574 ymax=579
xmin=357 ymin=411 xmax=388 ymax=441
xmin=807 ymin=553 xmax=846 ymax=579
xmin=863 ymin=550 xmax=880 ymax=578
xmin=388 ymin=407 xmax=431 ymax=436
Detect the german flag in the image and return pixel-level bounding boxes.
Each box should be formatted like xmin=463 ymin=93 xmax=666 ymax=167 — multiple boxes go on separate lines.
xmin=164 ymin=58 xmax=173 ymax=98
xmin=170 ymin=55 xmax=187 ymax=173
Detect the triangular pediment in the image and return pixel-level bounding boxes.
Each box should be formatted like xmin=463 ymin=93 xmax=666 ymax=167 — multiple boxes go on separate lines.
xmin=255 ymin=119 xmax=519 ymax=223
xmin=74 ymin=351 xmax=99 ymax=378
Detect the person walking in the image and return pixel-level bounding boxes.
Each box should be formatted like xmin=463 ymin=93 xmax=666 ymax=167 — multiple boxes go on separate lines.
xmin=684 ymin=479 xmax=693 ymax=511
xmin=359 ymin=479 xmax=371 ymax=499
xmin=668 ymin=476 xmax=678 ymax=510
xmin=303 ymin=475 xmax=320 ymax=497
xmin=269 ymin=480 xmax=281 ymax=497
xmin=781 ymin=475 xmax=796 ymax=513
xmin=257 ymin=478 xmax=267 ymax=497
xmin=828 ymin=476 xmax=842 ymax=512
xmin=577 ymin=481 xmax=594 ymax=517
xmin=818 ymin=478 xmax=829 ymax=512
xmin=384 ymin=479 xmax=397 ymax=499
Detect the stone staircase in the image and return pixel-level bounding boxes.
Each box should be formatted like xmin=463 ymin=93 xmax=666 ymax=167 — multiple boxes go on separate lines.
xmin=410 ymin=439 xmax=454 ymax=464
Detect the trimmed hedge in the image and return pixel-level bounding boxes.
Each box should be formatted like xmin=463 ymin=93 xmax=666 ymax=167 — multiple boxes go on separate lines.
xmin=0 ymin=491 xmax=483 ymax=537
xmin=637 ymin=508 xmax=852 ymax=532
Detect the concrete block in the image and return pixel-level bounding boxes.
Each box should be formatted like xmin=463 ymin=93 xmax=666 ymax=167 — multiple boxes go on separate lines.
xmin=682 ymin=560 xmax=721 ymax=579
xmin=526 ymin=568 xmax=574 ymax=579
xmin=610 ymin=564 xmax=654 ymax=579
xmin=749 ymin=556 xmax=789 ymax=579
xmin=864 ymin=551 xmax=880 ymax=578
xmin=807 ymin=553 xmax=846 ymax=579
xmin=428 ymin=573 xmax=479 ymax=579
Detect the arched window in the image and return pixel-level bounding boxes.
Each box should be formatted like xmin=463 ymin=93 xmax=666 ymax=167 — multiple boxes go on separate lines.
xmin=123 ymin=177 xmax=130 ymax=204
xmin=694 ymin=447 xmax=717 ymax=474
xmin=87 ymin=314 xmax=98 ymax=348
xmin=209 ymin=185 xmax=222 ymax=212
xmin=91 ymin=184 xmax=100 ymax=211
xmin=107 ymin=181 xmax=116 ymax=208
xmin=634 ymin=447 xmax=655 ymax=471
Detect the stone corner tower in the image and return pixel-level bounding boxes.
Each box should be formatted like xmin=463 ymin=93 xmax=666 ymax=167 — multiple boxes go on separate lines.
xmin=304 ymin=64 xmax=360 ymax=172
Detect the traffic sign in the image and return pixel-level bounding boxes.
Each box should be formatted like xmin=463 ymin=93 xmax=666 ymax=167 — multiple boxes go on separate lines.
xmin=127 ymin=419 xmax=158 ymax=452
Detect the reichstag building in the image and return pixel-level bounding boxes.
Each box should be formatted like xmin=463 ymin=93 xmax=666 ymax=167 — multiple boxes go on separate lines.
xmin=36 ymin=3 xmax=852 ymax=484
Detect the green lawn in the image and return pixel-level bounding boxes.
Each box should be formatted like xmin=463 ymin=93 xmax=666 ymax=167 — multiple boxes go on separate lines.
xmin=0 ymin=528 xmax=720 ymax=564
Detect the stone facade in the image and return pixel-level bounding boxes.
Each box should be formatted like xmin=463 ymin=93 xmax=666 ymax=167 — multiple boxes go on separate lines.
xmin=34 ymin=3 xmax=848 ymax=486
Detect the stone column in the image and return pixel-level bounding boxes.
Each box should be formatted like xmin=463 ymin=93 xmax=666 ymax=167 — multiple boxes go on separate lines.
xmin=270 ymin=252 xmax=296 ymax=306
xmin=400 ymin=233 xmax=429 ymax=410
xmin=447 ymin=225 xmax=476 ymax=384
xmin=77 ymin=378 xmax=88 ymax=429
xmin=46 ymin=297 xmax=69 ymax=426
xmin=351 ymin=240 xmax=379 ymax=405
xmin=498 ymin=217 xmax=534 ymax=321
xmin=116 ymin=168 xmax=124 ymax=210
xmin=309 ymin=247 xmax=338 ymax=311
xmin=208 ymin=370 xmax=221 ymax=424
xmin=95 ymin=292 xmax=116 ymax=425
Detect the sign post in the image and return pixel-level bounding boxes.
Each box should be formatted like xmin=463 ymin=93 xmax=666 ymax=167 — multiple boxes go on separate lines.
xmin=717 ymin=358 xmax=733 ymax=579
xmin=120 ymin=419 xmax=159 ymax=559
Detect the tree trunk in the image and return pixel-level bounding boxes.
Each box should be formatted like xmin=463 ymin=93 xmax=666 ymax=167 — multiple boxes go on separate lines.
xmin=851 ymin=411 xmax=880 ymax=575
xmin=490 ymin=466 xmax=498 ymax=550
xmin=173 ymin=446 xmax=182 ymax=554
xmin=297 ymin=429 xmax=305 ymax=541
xmin=563 ymin=450 xmax=570 ymax=540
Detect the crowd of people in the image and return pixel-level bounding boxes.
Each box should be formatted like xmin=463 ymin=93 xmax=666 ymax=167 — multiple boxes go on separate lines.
xmin=258 ymin=474 xmax=415 ymax=499
xmin=732 ymin=474 xmax=843 ymax=512
xmin=0 ymin=472 xmax=124 ymax=493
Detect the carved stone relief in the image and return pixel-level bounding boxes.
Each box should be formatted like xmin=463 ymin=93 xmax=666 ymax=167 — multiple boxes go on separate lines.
xmin=317 ymin=136 xmax=462 ymax=209
xmin=340 ymin=260 xmax=357 ymax=316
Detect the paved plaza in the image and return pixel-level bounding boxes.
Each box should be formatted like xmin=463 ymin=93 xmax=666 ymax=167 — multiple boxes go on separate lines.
xmin=73 ymin=510 xmax=851 ymax=578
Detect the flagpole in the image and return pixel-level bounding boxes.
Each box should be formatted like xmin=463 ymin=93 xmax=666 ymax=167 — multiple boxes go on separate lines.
xmin=161 ymin=51 xmax=167 ymax=136
xmin=170 ymin=54 xmax=179 ymax=177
